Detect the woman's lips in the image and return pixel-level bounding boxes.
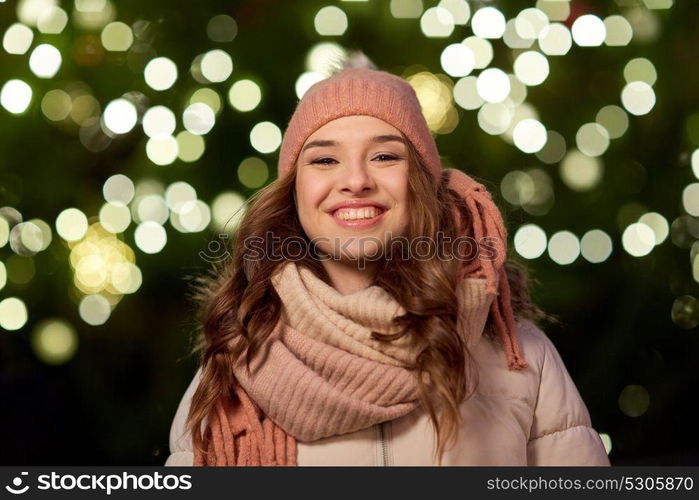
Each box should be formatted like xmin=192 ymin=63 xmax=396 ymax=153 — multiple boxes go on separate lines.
xmin=330 ymin=207 xmax=386 ymax=229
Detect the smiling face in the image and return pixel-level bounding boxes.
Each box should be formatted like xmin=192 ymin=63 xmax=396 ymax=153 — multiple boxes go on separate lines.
xmin=294 ymin=115 xmax=410 ymax=266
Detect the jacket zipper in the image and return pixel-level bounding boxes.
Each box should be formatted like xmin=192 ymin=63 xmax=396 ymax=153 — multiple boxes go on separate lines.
xmin=378 ymin=421 xmax=391 ymax=466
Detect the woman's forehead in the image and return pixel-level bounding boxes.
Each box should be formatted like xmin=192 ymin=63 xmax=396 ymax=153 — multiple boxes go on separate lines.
xmin=304 ymin=115 xmax=402 ymax=143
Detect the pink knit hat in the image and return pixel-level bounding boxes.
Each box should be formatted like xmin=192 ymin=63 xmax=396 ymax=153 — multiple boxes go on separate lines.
xmin=277 ymin=68 xmax=441 ymax=181
xmin=275 ymin=67 xmax=528 ymax=371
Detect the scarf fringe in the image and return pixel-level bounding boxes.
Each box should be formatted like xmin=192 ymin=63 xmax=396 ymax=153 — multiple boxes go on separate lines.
xmin=193 ymin=384 xmax=297 ymax=466
xmin=446 ymin=168 xmax=528 ymax=371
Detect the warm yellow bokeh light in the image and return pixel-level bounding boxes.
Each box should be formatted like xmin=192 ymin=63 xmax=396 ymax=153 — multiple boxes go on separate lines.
xmin=228 ymin=79 xmax=262 ymax=112
xmin=0 ymin=297 xmax=28 ymax=330
xmin=31 ymin=319 xmax=78 ymax=365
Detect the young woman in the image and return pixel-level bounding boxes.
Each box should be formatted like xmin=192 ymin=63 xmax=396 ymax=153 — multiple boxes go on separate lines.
xmin=164 ymin=56 xmax=611 ymax=466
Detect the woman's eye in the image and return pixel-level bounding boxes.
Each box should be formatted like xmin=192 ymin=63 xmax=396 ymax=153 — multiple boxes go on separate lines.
xmin=310 ymin=154 xmax=399 ymax=165
xmin=374 ymin=154 xmax=399 ymax=162
xmin=311 ymin=158 xmax=336 ymax=165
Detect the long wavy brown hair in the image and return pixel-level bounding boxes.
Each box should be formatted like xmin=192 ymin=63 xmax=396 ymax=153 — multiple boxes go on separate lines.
xmin=185 ymin=136 xmax=552 ymax=465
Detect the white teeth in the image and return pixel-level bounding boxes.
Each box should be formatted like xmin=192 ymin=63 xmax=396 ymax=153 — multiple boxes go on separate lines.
xmin=335 ymin=207 xmax=380 ymax=220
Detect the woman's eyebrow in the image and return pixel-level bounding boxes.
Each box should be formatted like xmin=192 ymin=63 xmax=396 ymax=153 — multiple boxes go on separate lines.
xmin=300 ymin=135 xmax=406 ymax=154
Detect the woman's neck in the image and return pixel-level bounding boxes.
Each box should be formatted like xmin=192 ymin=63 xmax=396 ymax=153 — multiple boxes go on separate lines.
xmin=321 ymin=259 xmax=378 ymax=295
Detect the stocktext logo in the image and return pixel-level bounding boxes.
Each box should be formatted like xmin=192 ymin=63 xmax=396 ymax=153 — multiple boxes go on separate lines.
xmin=3 ymin=471 xmax=192 ymax=496
xmin=5 ymin=472 xmax=29 ymax=494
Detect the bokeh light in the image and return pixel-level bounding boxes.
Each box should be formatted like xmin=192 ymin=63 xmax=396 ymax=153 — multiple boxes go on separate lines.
xmin=31 ymin=319 xmax=78 ymax=365
xmin=407 ymin=71 xmax=456 ymax=134
xmin=604 ymin=15 xmax=633 ymax=46
xmin=471 ymin=7 xmax=505 ymax=39
xmin=37 ymin=6 xmax=68 ymax=34
xmin=41 ymin=89 xmax=71 ymax=121
xmin=624 ymin=58 xmax=657 ymax=87
xmin=212 ymin=191 xmax=247 ymax=232
xmin=295 ymin=71 xmax=326 ymax=99
xmin=440 ymin=44 xmax=474 ymax=77
xmin=29 ymin=43 xmax=62 ymax=78
xmin=189 ymin=88 xmax=222 ymax=115
xmin=73 ymin=0 xmax=116 ymax=30
xmin=536 ymin=130 xmax=566 ymax=164
xmin=176 ymin=131 xmax=205 ymax=162
xmin=200 ymin=49 xmax=233 ymax=83
xmin=0 ymin=297 xmax=28 ymax=330
xmin=622 ymin=222 xmax=656 ymax=257
xmin=536 ymin=0 xmax=570 ymax=21
xmin=515 ymin=8 xmax=548 ymax=40
xmin=671 ymin=295 xmax=699 ymax=329
xmin=390 ymin=0 xmax=423 ymax=19
xmin=79 ymin=294 xmax=111 ymax=326
xmin=572 ymin=14 xmax=606 ymax=46
xmin=17 ymin=0 xmax=57 ymax=27
xmin=560 ymin=150 xmax=603 ymax=191
xmin=3 ymin=23 xmax=34 ymax=54
xmin=134 ymin=221 xmax=167 ymax=254
xmin=305 ymin=42 xmax=346 ymax=76
xmin=478 ymin=102 xmax=512 ymax=135
xmin=165 ymin=182 xmax=197 ymax=214
xmin=599 ymin=433 xmax=613 ymax=455
xmin=314 ymin=6 xmax=348 ymax=36
xmin=250 ymin=121 xmax=282 ymax=154
xmin=618 ymin=385 xmax=650 ymax=418
xmin=576 ymin=123 xmax=610 ymax=157
xmin=514 ymin=51 xmax=549 ymax=86
xmin=682 ymin=183 xmax=699 ymax=216
xmin=101 ymin=22 xmax=133 ymax=51
xmin=638 ymin=212 xmax=669 ymax=245
xmin=142 ymin=106 xmax=176 ymax=138
xmin=439 ymin=0 xmax=470 ymax=24
xmin=596 ymin=105 xmax=629 ymax=139
xmin=692 ymin=149 xmax=699 ymax=180
xmin=99 ymin=203 xmax=131 ymax=234
xmin=144 ymin=57 xmax=178 ymax=91
xmin=1 ymin=79 xmax=33 ymax=114
xmin=453 ymin=76 xmax=483 ymax=110
xmin=538 ymin=23 xmax=572 ymax=56
xmin=228 ymin=79 xmax=262 ymax=112
xmin=476 ymin=68 xmax=509 ymax=103
xmin=503 ymin=19 xmax=532 ymax=49
xmin=183 ymin=103 xmax=215 ymax=135
xmin=171 ymin=200 xmax=211 ymax=233
xmin=514 ymin=224 xmax=547 ymax=259
xmin=580 ymin=229 xmax=613 ymax=263
xmin=621 ymin=81 xmax=656 ymax=116
xmin=103 ymin=174 xmax=135 ymax=206
xmin=420 ymin=7 xmax=454 ymax=38
xmin=103 ymin=98 xmax=137 ymax=134
xmin=462 ymin=36 xmax=492 ymax=69
xmin=146 ymin=136 xmax=178 ymax=166
xmin=207 ymin=14 xmax=237 ymax=42
xmin=238 ymin=157 xmax=269 ymax=188
xmin=547 ymin=230 xmax=580 ymax=265
xmin=135 ymin=194 xmax=168 ymax=225
xmin=512 ymin=119 xmax=547 ymax=153
xmin=55 ymin=208 xmax=88 ymax=242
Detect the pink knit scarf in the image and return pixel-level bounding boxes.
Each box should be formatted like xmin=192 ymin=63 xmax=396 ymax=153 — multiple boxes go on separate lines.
xmin=193 ymin=169 xmax=528 ymax=466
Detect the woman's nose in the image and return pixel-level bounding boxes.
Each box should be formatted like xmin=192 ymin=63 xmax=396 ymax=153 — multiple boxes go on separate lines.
xmin=339 ymin=161 xmax=376 ymax=194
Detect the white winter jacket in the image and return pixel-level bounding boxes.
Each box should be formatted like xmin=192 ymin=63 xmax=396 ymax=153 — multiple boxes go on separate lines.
xmin=165 ymin=319 xmax=611 ymax=466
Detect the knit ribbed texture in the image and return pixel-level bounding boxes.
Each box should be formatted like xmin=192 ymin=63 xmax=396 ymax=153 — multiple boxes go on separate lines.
xmin=277 ymin=69 xmax=442 ymax=181
xmin=193 ymin=261 xmax=496 ymax=466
